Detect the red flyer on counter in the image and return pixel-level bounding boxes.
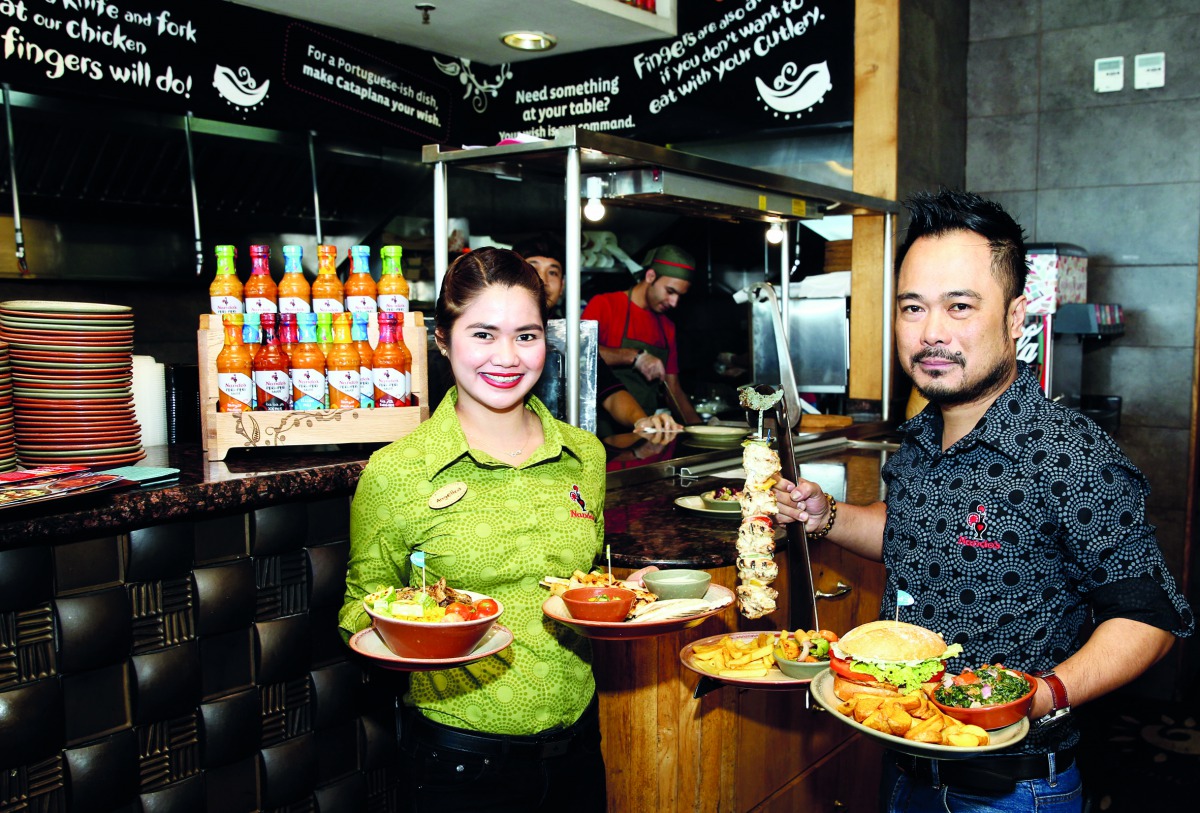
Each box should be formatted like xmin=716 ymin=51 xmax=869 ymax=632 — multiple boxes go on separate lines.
xmin=0 ymin=471 xmax=133 ymax=510
xmin=0 ymin=465 xmax=91 ymax=484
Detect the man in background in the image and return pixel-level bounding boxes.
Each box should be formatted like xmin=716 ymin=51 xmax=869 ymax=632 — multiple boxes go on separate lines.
xmin=512 ymin=234 xmax=680 ymax=438
xmin=582 ymin=244 xmax=702 ymax=434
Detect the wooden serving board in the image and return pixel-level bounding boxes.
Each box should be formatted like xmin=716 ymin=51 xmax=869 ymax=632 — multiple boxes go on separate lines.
xmin=198 ymin=312 xmax=429 ymax=460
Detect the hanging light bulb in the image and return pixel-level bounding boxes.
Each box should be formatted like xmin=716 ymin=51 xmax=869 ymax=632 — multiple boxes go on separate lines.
xmin=583 ymin=176 xmax=606 ymax=222
xmin=766 ymin=221 xmax=786 ymax=244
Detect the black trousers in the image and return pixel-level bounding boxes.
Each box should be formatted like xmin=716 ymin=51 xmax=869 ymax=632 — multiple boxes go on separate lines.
xmin=398 ymin=697 xmax=607 ymax=813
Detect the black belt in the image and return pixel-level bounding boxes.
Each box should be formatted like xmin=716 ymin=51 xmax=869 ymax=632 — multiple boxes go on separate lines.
xmin=404 ymin=696 xmax=598 ymax=760
xmin=896 ymin=749 xmax=1076 ymax=794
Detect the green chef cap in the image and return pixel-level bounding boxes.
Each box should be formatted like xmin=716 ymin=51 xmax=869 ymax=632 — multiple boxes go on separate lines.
xmin=642 ymin=244 xmax=695 ymax=280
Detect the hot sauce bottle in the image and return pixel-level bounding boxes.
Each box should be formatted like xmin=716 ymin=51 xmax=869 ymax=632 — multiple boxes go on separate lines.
xmin=326 ymin=312 xmax=361 ymax=409
xmin=216 ymin=313 xmax=253 ymax=413
xmin=291 ymin=313 xmax=327 ymax=411
xmin=278 ymin=313 xmax=299 ymax=360
xmin=373 ymin=311 xmax=409 ymax=408
xmin=278 ymin=244 xmax=311 ymax=313
xmin=378 ymin=245 xmax=410 ymax=313
xmin=244 ymin=244 xmax=278 ymax=314
xmin=352 ymin=311 xmax=374 ymax=409
xmin=252 ymin=313 xmax=292 ymax=411
xmin=241 ymin=312 xmax=261 ymax=409
xmin=344 ymin=244 xmax=377 ymax=316
xmin=316 ymin=312 xmax=333 ymax=359
xmin=312 ymin=244 xmax=344 ymax=314
xmin=209 ymin=245 xmax=243 ymax=315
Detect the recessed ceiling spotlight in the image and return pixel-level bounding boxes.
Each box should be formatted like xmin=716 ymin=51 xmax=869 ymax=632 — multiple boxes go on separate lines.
xmin=501 ymin=31 xmax=557 ymax=52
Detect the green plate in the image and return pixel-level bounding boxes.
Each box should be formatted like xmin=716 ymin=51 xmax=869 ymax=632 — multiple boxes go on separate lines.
xmin=0 ymin=299 xmax=131 ymax=314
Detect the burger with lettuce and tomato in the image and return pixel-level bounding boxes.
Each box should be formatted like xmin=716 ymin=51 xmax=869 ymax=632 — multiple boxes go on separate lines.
xmin=830 ymin=620 xmax=963 ymax=700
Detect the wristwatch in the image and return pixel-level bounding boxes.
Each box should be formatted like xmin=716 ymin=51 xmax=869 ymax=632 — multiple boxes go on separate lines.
xmin=1032 ymin=669 xmax=1071 ymax=727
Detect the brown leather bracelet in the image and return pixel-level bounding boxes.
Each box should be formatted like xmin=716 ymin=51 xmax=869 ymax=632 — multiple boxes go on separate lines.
xmin=1033 ymin=669 xmax=1071 ymax=726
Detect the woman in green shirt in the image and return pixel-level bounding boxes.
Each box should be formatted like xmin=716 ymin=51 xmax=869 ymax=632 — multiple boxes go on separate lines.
xmin=340 ymin=247 xmax=607 ymax=812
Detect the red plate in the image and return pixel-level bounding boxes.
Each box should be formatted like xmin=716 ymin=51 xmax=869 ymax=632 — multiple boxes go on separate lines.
xmin=347 ymin=624 xmax=514 ymax=672
xmin=541 ymin=584 xmax=735 ymax=640
xmin=0 ymin=329 xmax=134 ymax=341
xmin=679 ymin=632 xmax=814 ymax=692
xmin=9 ymin=350 xmax=132 ymax=360
xmin=17 ymin=420 xmax=138 ymax=431
xmin=18 ymin=450 xmax=145 ymax=465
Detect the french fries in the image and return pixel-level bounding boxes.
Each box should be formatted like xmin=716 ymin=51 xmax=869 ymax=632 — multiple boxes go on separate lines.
xmin=834 ymin=691 xmax=990 ymax=748
xmin=690 ymin=633 xmax=775 ymax=678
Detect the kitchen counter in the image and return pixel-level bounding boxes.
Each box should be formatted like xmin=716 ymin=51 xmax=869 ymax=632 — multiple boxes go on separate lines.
xmin=0 ymin=443 xmax=376 ymax=547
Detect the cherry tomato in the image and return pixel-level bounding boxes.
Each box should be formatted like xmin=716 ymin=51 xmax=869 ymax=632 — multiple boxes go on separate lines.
xmin=445 ymin=601 xmax=475 ymax=620
xmin=443 ymin=612 xmax=469 ymax=624
xmin=475 ymin=598 xmax=499 ymax=617
xmin=817 ymin=629 xmax=840 ymax=643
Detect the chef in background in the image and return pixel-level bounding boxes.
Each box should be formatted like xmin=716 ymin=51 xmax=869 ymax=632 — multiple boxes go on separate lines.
xmin=582 ymin=244 xmax=702 ymax=436
xmin=513 ymin=233 xmax=681 ymax=438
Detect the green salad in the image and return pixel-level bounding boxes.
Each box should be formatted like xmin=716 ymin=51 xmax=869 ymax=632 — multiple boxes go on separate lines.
xmin=933 ymin=664 xmax=1031 ymax=708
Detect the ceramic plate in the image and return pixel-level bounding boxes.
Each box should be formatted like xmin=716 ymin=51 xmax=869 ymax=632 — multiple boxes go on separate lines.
xmin=674 ymin=495 xmax=742 ymax=518
xmin=0 ymin=315 xmax=134 ymax=330
xmin=348 ymin=623 xmax=513 ymax=671
xmin=699 ymin=490 xmax=741 ymax=511
xmin=679 ymin=631 xmax=815 ymax=691
xmin=808 ymin=669 xmax=1029 ymax=758
xmin=18 ymin=449 xmax=145 ymax=466
xmin=542 ymin=584 xmax=735 ymax=640
xmin=0 ymin=300 xmax=132 ymax=314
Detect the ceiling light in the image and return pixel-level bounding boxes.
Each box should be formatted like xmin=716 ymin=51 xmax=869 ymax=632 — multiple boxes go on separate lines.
xmin=583 ymin=176 xmax=606 ymax=222
xmin=502 ymin=31 xmax=557 ymax=52
xmin=766 ymin=222 xmax=786 ymax=244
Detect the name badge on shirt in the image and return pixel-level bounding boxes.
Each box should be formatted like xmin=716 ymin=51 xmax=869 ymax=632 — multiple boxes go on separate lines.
xmin=429 ymin=482 xmax=467 ymax=509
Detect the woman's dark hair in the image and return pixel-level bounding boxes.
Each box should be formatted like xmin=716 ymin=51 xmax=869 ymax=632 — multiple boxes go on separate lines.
xmin=434 ymin=247 xmax=548 ymax=346
xmin=895 ymin=189 xmax=1029 ymax=303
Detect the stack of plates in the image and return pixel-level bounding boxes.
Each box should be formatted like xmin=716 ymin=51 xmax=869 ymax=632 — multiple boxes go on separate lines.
xmin=0 ymin=300 xmax=144 ymax=467
xmin=0 ymin=341 xmax=13 ymax=471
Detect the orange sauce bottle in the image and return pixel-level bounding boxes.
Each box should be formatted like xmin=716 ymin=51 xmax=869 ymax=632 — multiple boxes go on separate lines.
xmin=278 ymin=244 xmax=311 ymax=313
xmin=291 ymin=313 xmax=327 ymax=411
xmin=352 ymin=312 xmax=374 ymax=409
xmin=252 ymin=313 xmax=291 ymax=411
xmin=278 ymin=313 xmax=299 ymax=360
xmin=244 ymin=244 xmax=278 ymax=314
xmin=312 ymin=244 xmax=344 ymax=314
xmin=378 ymin=245 xmax=410 ymax=313
xmin=216 ymin=313 xmax=253 ymax=413
xmin=373 ymin=312 xmax=408 ymax=407
xmin=326 ymin=312 xmax=361 ymax=409
xmin=209 ymin=245 xmax=243 ymax=315
xmin=344 ymin=245 xmax=377 ymax=315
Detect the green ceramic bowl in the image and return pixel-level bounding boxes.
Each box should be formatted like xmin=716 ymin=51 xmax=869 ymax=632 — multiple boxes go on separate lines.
xmin=642 ymin=569 xmax=712 ymax=600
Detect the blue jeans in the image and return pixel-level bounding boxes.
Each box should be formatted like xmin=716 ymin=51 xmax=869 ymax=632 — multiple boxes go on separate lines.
xmin=883 ymin=753 xmax=1083 ymax=813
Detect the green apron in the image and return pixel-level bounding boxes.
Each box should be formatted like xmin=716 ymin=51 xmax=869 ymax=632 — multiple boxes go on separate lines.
xmin=597 ymin=291 xmax=670 ymax=438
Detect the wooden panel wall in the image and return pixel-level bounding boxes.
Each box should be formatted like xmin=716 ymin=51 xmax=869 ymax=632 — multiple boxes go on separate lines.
xmin=849 ymin=0 xmax=899 ymax=402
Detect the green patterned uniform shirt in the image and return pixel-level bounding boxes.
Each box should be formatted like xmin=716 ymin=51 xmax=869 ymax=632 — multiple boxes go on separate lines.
xmin=340 ymin=389 xmax=606 ymax=735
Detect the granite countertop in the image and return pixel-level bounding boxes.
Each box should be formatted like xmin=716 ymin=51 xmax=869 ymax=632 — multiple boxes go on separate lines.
xmin=2 ymin=437 xmax=895 ymax=564
xmin=0 ymin=443 xmax=379 ymax=547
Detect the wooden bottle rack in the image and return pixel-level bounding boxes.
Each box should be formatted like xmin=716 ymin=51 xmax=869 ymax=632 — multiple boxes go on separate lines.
xmin=198 ymin=312 xmax=430 ymax=460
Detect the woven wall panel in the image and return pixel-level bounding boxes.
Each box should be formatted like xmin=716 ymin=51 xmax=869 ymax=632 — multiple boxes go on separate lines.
xmin=0 ymin=496 xmax=398 ymax=812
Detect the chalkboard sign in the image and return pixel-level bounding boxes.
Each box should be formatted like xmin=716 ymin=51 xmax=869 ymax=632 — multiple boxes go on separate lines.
xmin=0 ymin=0 xmax=850 ymax=147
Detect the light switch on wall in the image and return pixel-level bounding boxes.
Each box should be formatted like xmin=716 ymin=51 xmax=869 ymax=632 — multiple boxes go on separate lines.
xmin=1134 ymin=53 xmax=1165 ymax=89
xmin=1094 ymin=57 xmax=1124 ymax=92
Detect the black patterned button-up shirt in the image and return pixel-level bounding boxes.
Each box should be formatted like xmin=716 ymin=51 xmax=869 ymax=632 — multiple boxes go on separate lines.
xmin=881 ymin=363 xmax=1193 ymax=753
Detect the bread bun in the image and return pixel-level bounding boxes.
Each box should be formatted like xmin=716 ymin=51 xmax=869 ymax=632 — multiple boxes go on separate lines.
xmin=838 ymin=620 xmax=948 ymax=662
xmin=832 ymin=674 xmax=899 ymax=701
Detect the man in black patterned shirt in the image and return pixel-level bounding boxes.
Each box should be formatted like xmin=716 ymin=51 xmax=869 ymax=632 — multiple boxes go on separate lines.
xmin=774 ymin=189 xmax=1193 ymax=813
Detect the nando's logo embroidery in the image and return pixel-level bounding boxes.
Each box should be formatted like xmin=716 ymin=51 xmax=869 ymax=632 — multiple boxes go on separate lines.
xmin=957 ymin=503 xmax=1001 ymax=550
xmin=569 ymin=485 xmax=595 ymax=521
